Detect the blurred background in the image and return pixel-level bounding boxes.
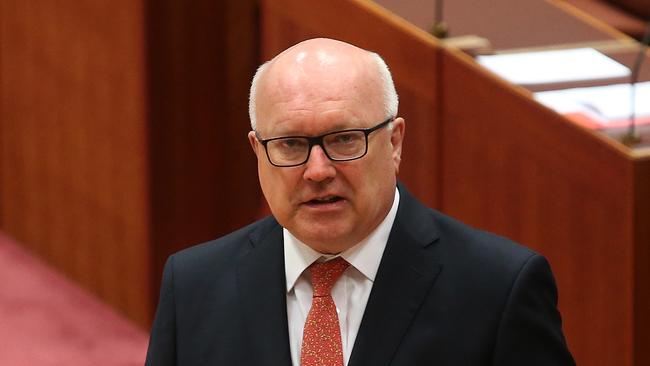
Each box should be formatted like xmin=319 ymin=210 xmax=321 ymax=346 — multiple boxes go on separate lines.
xmin=1 ymin=1 xmax=260 ymax=364
xmin=1 ymin=0 xmax=260 ymax=326
xmin=1 ymin=0 xmax=648 ymax=365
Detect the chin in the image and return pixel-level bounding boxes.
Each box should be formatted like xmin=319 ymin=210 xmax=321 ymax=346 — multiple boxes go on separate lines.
xmin=296 ymin=226 xmax=355 ymax=253
xmin=308 ymin=240 xmax=350 ymax=255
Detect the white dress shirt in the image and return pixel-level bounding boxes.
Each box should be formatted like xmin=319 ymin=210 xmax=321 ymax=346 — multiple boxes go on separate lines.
xmin=283 ymin=188 xmax=400 ymax=366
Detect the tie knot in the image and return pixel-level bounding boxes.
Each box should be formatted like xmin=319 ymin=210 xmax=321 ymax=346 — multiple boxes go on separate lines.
xmin=309 ymin=257 xmax=350 ymax=297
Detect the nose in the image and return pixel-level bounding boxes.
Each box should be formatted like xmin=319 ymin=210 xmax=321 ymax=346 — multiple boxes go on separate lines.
xmin=302 ymin=145 xmax=336 ymax=182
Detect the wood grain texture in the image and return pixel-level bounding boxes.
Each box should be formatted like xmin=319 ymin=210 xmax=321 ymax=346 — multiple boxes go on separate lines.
xmin=0 ymin=0 xmax=151 ymax=325
xmin=260 ymin=0 xmax=443 ymax=208
xmin=633 ymin=156 xmax=650 ymax=366
xmin=0 ymin=0 xmax=260 ymax=327
xmin=440 ymin=46 xmax=649 ymax=366
xmin=145 ymin=0 xmax=261 ymax=308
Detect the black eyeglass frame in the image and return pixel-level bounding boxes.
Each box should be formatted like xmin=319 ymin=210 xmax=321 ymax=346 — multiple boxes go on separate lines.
xmin=255 ymin=117 xmax=395 ymax=167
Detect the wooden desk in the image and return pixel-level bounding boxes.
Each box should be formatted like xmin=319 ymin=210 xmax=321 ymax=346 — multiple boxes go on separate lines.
xmin=440 ymin=45 xmax=650 ymax=366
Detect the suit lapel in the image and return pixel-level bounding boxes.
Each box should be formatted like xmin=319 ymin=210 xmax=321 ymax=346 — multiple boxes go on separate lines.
xmin=236 ymin=218 xmax=293 ymax=365
xmin=349 ymin=186 xmax=442 ymax=366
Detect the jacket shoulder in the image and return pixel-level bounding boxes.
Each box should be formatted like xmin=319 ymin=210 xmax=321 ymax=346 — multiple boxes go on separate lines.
xmin=397 ymin=183 xmax=538 ymax=274
xmin=431 ymin=209 xmax=536 ymax=264
xmin=168 ymin=215 xmax=279 ymax=276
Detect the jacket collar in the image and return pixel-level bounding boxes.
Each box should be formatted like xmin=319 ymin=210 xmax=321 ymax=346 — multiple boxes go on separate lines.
xmin=236 ymin=217 xmax=292 ymax=365
xmin=237 ymin=183 xmax=442 ymax=366
xmin=348 ymin=184 xmax=442 ymax=366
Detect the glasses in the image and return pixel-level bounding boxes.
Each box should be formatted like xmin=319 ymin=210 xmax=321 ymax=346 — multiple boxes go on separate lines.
xmin=255 ymin=117 xmax=394 ymax=167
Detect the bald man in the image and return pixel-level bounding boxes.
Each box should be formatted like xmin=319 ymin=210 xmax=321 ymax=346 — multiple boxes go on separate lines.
xmin=145 ymin=38 xmax=575 ymax=366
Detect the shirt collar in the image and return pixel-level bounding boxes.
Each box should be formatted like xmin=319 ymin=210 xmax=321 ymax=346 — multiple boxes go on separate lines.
xmin=284 ymin=188 xmax=400 ymax=293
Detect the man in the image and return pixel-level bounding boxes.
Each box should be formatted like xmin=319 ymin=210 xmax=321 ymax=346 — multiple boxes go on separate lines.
xmin=145 ymin=38 xmax=575 ymax=365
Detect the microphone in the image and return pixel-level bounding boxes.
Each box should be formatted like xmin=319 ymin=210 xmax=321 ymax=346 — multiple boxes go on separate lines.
xmin=429 ymin=0 xmax=492 ymax=55
xmin=622 ymin=21 xmax=650 ymax=146
xmin=430 ymin=0 xmax=448 ymax=38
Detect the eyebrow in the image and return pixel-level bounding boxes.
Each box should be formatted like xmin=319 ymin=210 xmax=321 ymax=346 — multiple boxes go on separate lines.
xmin=265 ymin=121 xmax=361 ymax=138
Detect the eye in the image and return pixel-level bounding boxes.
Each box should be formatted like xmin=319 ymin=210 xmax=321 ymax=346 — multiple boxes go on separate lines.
xmin=277 ymin=138 xmax=308 ymax=150
xmin=330 ymin=132 xmax=362 ymax=145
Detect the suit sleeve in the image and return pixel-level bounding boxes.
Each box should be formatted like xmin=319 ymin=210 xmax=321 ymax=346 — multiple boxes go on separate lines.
xmin=145 ymin=256 xmax=177 ymax=366
xmin=492 ymin=254 xmax=576 ymax=366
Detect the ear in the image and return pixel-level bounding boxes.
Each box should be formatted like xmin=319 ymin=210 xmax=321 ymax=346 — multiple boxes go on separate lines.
xmin=389 ymin=117 xmax=405 ymax=173
xmin=248 ymin=131 xmax=260 ymax=157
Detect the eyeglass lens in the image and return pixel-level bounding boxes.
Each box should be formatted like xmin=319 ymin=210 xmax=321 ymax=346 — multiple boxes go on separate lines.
xmin=267 ymin=130 xmax=366 ymax=166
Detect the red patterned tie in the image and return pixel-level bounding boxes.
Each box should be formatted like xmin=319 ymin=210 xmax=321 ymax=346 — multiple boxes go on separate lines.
xmin=300 ymin=257 xmax=350 ymax=366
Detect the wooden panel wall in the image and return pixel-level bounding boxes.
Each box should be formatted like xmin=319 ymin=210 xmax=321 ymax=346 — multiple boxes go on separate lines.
xmin=0 ymin=0 xmax=260 ymax=327
xmin=440 ymin=47 xmax=647 ymax=366
xmin=633 ymin=156 xmax=650 ymax=366
xmin=145 ymin=0 xmax=261 ymax=308
xmin=0 ymin=0 xmax=151 ymax=325
xmin=260 ymin=0 xmax=443 ymax=208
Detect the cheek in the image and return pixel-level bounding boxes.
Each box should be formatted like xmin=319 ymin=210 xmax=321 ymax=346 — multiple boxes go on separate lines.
xmin=258 ymin=164 xmax=298 ymax=211
xmin=365 ymin=150 xmax=395 ymax=181
xmin=258 ymin=164 xmax=278 ymax=203
xmin=356 ymin=150 xmax=398 ymax=202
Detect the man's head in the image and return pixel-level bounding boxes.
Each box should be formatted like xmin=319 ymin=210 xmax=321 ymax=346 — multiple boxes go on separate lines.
xmin=248 ymin=38 xmax=405 ymax=254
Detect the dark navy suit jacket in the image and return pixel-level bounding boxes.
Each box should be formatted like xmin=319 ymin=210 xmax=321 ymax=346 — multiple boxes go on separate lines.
xmin=145 ymin=185 xmax=575 ymax=365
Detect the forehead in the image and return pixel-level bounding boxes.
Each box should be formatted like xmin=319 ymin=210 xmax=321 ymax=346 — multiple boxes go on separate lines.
xmin=256 ymin=58 xmax=384 ymax=135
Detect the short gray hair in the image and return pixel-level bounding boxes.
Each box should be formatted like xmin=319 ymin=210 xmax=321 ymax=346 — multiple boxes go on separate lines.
xmin=248 ymin=51 xmax=398 ymax=130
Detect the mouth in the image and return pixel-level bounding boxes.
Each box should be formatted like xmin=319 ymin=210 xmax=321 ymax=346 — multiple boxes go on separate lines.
xmin=304 ymin=195 xmax=344 ymax=206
